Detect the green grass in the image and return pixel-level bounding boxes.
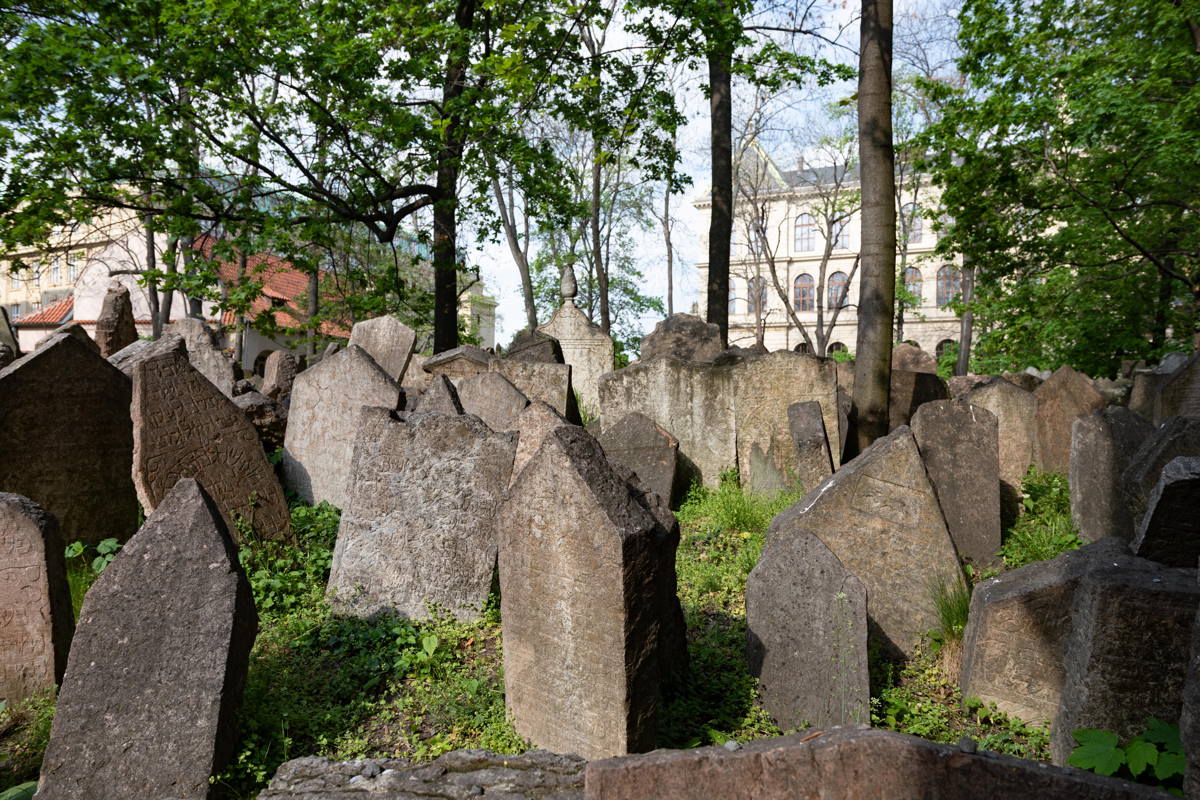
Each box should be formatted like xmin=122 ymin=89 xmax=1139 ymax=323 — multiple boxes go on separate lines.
xmin=927 ymin=575 xmax=971 ymax=653
xmin=999 ymin=466 xmax=1082 ymax=570
xmin=0 ymin=690 xmax=55 ymax=790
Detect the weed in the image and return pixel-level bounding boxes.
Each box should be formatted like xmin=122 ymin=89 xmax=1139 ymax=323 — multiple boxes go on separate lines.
xmin=999 ymin=467 xmax=1081 ymax=569
xmin=0 ymin=689 xmax=56 ymax=789
xmin=927 ymin=575 xmax=971 ymax=654
xmin=63 ymin=538 xmax=121 ymax=618
xmin=1069 ymin=719 xmax=1184 ymax=795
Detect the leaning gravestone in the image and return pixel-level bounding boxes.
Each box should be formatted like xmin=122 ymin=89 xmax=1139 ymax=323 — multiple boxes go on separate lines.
xmin=639 ymin=313 xmax=723 ymax=364
xmin=1034 ymin=365 xmax=1105 ymax=474
xmin=0 ymin=332 xmax=137 ymax=547
xmin=165 ymin=316 xmax=237 ymax=397
xmin=457 ymin=371 xmax=530 ymax=432
xmin=93 ymin=283 xmax=138 ymax=358
xmin=787 ymin=401 xmax=834 ymax=492
xmin=963 ymin=376 xmax=1039 ymax=522
xmin=888 ymin=369 xmax=950 ymax=429
xmin=597 ymin=412 xmax=680 ymax=507
xmin=423 ymin=345 xmax=495 ymax=383
xmin=1130 ymin=456 xmax=1200 ymax=567
xmin=410 ymin=373 xmax=464 ymax=416
xmin=734 ymin=351 xmax=840 ymax=494
xmin=539 ymin=297 xmax=614 ymax=413
xmin=1070 ymin=408 xmax=1155 ymax=542
xmin=599 ymin=358 xmax=736 ymax=489
xmin=490 ymin=359 xmax=575 ymax=421
xmin=911 ymin=399 xmax=1001 ymax=567
xmin=1159 ymin=353 xmax=1200 ymax=421
xmin=261 ymin=350 xmax=298 ymax=401
xmin=282 ymin=344 xmax=401 ymax=509
xmin=891 ymin=342 xmax=937 ymax=374
xmin=233 ymin=390 xmax=288 ymax=453
xmin=506 ymin=328 xmax=565 ymax=363
xmin=1120 ymin=416 xmax=1200 ymax=531
xmin=328 ymin=409 xmax=516 ymax=621
xmin=133 ymin=347 xmax=291 ymax=542
xmin=36 ymin=479 xmax=257 ymax=800
xmin=512 ymin=401 xmax=572 ymax=480
xmin=348 ymin=316 xmax=416 ymax=383
xmin=0 ymin=494 xmax=73 ymax=706
xmin=1051 ymin=556 xmax=1200 ymax=764
xmin=746 ymin=530 xmax=868 ymax=730
xmin=769 ymin=427 xmax=964 ymax=659
xmin=499 ymin=426 xmax=686 ymax=760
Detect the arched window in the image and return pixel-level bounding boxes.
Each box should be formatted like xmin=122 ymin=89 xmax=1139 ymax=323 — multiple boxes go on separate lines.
xmin=935 ymin=339 xmax=956 ymax=362
xmin=748 ymin=276 xmax=768 ymax=316
xmin=793 ymin=274 xmax=815 ymax=311
xmin=828 ymin=271 xmax=849 ymax=309
xmin=937 ymin=265 xmax=961 ymax=306
xmin=903 ymin=202 xmax=923 ymax=244
xmin=829 ymin=341 xmax=848 ymax=354
xmin=728 ymin=284 xmax=737 ymax=315
xmin=794 ymin=214 xmax=816 ymax=251
xmin=794 ymin=341 xmax=811 ymax=354
xmin=904 ymin=267 xmax=923 ymax=305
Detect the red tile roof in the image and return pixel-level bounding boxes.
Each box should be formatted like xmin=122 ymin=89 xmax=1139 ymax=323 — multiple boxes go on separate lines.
xmin=14 ymin=295 xmax=74 ymax=327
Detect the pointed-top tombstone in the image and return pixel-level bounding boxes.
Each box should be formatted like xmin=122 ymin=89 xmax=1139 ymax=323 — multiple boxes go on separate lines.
xmin=1034 ymin=365 xmax=1105 ymax=474
xmin=538 ymin=277 xmax=614 ymax=412
xmin=36 ymin=478 xmax=257 ymax=800
xmin=1070 ymin=408 xmax=1155 ymax=542
xmin=411 ymin=373 xmax=464 ymax=416
xmin=348 ymin=315 xmax=417 ymax=383
xmin=963 ymin=376 xmax=1039 ymax=521
xmin=164 ymin=317 xmax=237 ymax=397
xmin=261 ymin=350 xmax=298 ymax=401
xmin=598 ymin=412 xmax=680 ymax=507
xmin=94 ymin=283 xmax=138 ymax=358
xmin=457 ymin=371 xmax=530 ymax=432
xmin=512 ymin=400 xmax=572 ymax=481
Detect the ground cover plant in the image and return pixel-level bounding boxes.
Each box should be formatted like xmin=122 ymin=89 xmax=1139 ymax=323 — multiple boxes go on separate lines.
xmin=998 ymin=466 xmax=1081 ymax=570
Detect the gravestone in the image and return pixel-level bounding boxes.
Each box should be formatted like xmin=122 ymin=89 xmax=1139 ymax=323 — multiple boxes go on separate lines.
xmin=963 ymin=376 xmax=1039 ymax=522
xmin=328 ymin=409 xmax=516 ymax=621
xmin=133 ymin=347 xmax=291 ymax=542
xmin=423 ymin=345 xmax=495 ymax=382
xmin=43 ymin=322 xmax=98 ymax=353
xmin=787 ymin=401 xmax=833 ymax=492
xmin=948 ymin=374 xmax=992 ymax=397
xmin=639 ymin=313 xmax=723 ymax=364
xmin=93 ymin=283 xmax=137 ymax=358
xmin=507 ymin=328 xmax=564 ymax=363
xmin=888 ymin=369 xmax=950 ymax=429
xmin=1160 ymin=353 xmax=1200 ymax=421
xmin=1003 ymin=372 xmax=1043 ymax=392
xmin=769 ymin=427 xmax=964 ymax=659
xmin=457 ymin=371 xmax=530 ymax=432
xmin=960 ymin=538 xmax=1130 ymax=725
xmin=0 ymin=494 xmax=73 ymax=706
xmin=1050 ymin=558 xmax=1200 ymax=764
xmin=1185 ymin=598 xmax=1200 ymax=799
xmin=538 ymin=299 xmax=614 ymax=413
xmin=1070 ymin=408 xmax=1155 ymax=542
xmin=891 ymin=342 xmax=936 ymax=374
xmin=0 ymin=306 xmax=18 ymax=355
xmin=499 ymin=426 xmax=686 ymax=760
xmin=746 ymin=530 xmax=868 ymax=730
xmin=1120 ymin=416 xmax=1200 ymax=530
xmin=107 ymin=335 xmax=166 ymax=376
xmin=348 ymin=316 xmax=416 ymax=383
xmin=1034 ymin=365 xmax=1105 ymax=474
xmin=282 ymin=344 xmax=401 ymax=509
xmin=233 ymin=390 xmax=288 ymax=453
xmin=911 ymin=399 xmax=1001 ymax=567
xmin=262 ymin=350 xmax=298 ymax=401
xmin=0 ymin=332 xmax=137 ymax=546
xmin=1130 ymin=456 xmax=1200 ymax=567
xmin=165 ymin=316 xmax=236 ymax=397
xmin=512 ymin=401 xmax=572 ymax=480
xmin=0 ymin=343 xmax=13 ymax=368
xmin=410 ymin=373 xmax=464 ymax=416
xmin=599 ymin=358 xmax=736 ymax=488
xmin=490 ymin=359 xmax=575 ymax=421
xmin=598 ymin=412 xmax=680 ymax=507
xmin=403 ymin=353 xmax=432 ymax=391
xmin=734 ymin=351 xmax=840 ymax=494
xmin=36 ymin=479 xmax=257 ymax=800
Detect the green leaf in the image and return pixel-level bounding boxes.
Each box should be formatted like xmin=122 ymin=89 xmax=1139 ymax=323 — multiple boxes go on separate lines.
xmin=0 ymin=782 xmax=38 ymax=800
xmin=1123 ymin=738 xmax=1158 ymax=777
xmin=97 ymin=538 xmax=120 ymax=555
xmin=421 ymin=634 xmax=439 ymax=658
xmin=64 ymin=541 xmax=84 ymax=558
xmin=1068 ymin=729 xmax=1124 ymax=776
xmin=1155 ymin=751 xmax=1186 ymax=781
xmin=1145 ymin=718 xmax=1182 ymax=752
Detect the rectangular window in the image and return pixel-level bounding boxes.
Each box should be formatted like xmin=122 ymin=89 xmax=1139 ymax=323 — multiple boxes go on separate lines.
xmin=50 ymin=256 xmax=62 ymax=284
xmin=67 ymin=252 xmax=80 ymax=282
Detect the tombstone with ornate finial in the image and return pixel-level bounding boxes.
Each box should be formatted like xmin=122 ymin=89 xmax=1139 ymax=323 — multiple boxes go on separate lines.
xmin=538 ymin=264 xmax=612 ymax=414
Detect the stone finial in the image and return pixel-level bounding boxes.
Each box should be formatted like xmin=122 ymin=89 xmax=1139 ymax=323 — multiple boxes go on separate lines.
xmin=560 ymin=263 xmax=577 ymax=303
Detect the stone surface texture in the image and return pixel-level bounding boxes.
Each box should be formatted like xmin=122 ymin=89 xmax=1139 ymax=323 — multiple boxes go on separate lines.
xmin=891 ymin=342 xmax=937 ymax=374
xmin=133 ymin=347 xmax=291 ymax=542
xmin=746 ymin=531 xmax=868 ymax=730
xmin=768 ymin=427 xmax=964 ymax=659
xmin=1034 ymin=365 xmax=1106 ymax=474
xmin=1070 ymin=408 xmax=1155 ymax=542
xmin=962 ymin=376 xmax=1039 ymax=521
xmin=282 ymin=345 xmax=401 ymax=509
xmin=499 ymin=426 xmax=686 ymax=760
xmin=423 ymin=345 xmax=495 ymax=382
xmin=1160 ymin=353 xmax=1200 ymax=421
xmin=328 ymin=409 xmax=516 ymax=621
xmin=1131 ymin=456 xmax=1200 ymax=567
xmin=507 ymin=329 xmax=565 ymax=364
xmin=638 ymin=313 xmax=723 ymax=365
xmin=1182 ymin=587 xmax=1200 ymax=799
xmin=597 ymin=412 xmax=680 ymax=507
xmin=0 ymin=332 xmax=137 ymax=546
xmin=1003 ymin=372 xmax=1043 ymax=392
xmin=403 ymin=353 xmax=433 ymax=391
xmin=457 ymin=371 xmax=531 ymax=432
xmin=233 ymin=390 xmax=289 ymax=452
xmin=888 ymin=369 xmax=950 ymax=430
xmin=348 ymin=316 xmax=417 ymax=383
xmin=512 ymin=402 xmax=572 ymax=480
xmin=36 ymin=479 xmax=257 ymax=800
xmin=947 ymin=374 xmax=992 ymax=397
xmin=787 ymin=401 xmax=834 ymax=493
xmin=538 ymin=300 xmax=613 ymax=413
xmin=410 ymin=374 xmax=464 ymax=416
xmin=93 ymin=283 xmax=137 ymax=358
xmin=262 ymin=350 xmax=298 ymax=401
xmin=911 ymin=399 xmax=1001 ymax=567
xmin=0 ymin=493 xmax=73 ymax=705
xmin=1120 ymin=416 xmax=1200 ymax=531
xmin=490 ymin=359 xmax=574 ymax=421
xmin=165 ymin=316 xmax=237 ymax=397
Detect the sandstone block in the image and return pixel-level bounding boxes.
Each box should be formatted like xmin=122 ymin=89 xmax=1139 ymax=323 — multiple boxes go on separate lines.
xmin=94 ymin=283 xmax=137 ymax=358
xmin=165 ymin=316 xmax=236 ymax=397
xmin=891 ymin=342 xmax=936 ymax=374
xmin=506 ymin=328 xmax=565 ymax=363
xmin=639 ymin=313 xmax=723 ymax=364
xmin=457 ymin=371 xmax=531 ymax=432
xmin=963 ymin=376 xmax=1039 ymax=522
xmin=262 ymin=350 xmax=298 ymax=401
xmin=787 ymin=401 xmax=833 ymax=492
xmin=1070 ymin=408 xmax=1155 ymax=542
xmin=597 ymin=412 xmax=680 ymax=507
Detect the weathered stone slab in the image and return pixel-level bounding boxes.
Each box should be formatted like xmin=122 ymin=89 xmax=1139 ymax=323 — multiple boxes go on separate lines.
xmin=328 ymin=409 xmax=516 ymax=621
xmin=1131 ymin=456 xmax=1200 ymax=567
xmin=490 ymin=359 xmax=573 ymax=421
xmin=735 ymin=351 xmax=840 ymax=494
xmin=506 ymin=328 xmax=565 ymax=363
xmin=787 ymin=401 xmax=833 ymax=492
xmin=888 ymin=369 xmax=950 ymax=429
xmin=0 ymin=343 xmax=14 ymax=368
xmin=457 ymin=371 xmax=530 ymax=432
xmin=598 ymin=412 xmax=679 ymax=507
xmin=410 ymin=373 xmax=464 ymax=416
xmin=963 ymin=376 xmax=1039 ymax=522
xmin=1070 ymin=408 xmax=1156 ymax=542
xmin=262 ymin=350 xmax=298 ymax=401
xmin=1120 ymin=416 xmax=1200 ymax=531
xmin=512 ymin=401 xmax=572 ymax=480
xmin=599 ymin=358 xmax=736 ymax=488
xmin=348 ymin=316 xmax=416 ymax=383
xmin=0 ymin=493 xmax=73 ymax=706
xmin=1160 ymin=353 xmax=1200 ymax=421
xmin=233 ymin=390 xmax=288 ymax=453
xmin=133 ymin=347 xmax=291 ymax=542
xmin=403 ymin=352 xmax=432 ymax=391
xmin=584 ymin=726 xmax=1168 ymax=800
xmin=639 ymin=313 xmax=723 ymax=364
xmin=41 ymin=322 xmax=99 ymax=353
xmin=424 ymin=345 xmax=495 ymax=382
xmin=948 ymin=374 xmax=992 ymax=397
xmin=960 ymin=538 xmax=1132 ymax=725
xmin=1034 ymin=365 xmax=1105 ymax=474
xmin=0 ymin=306 xmax=17 ymax=355
xmin=282 ymin=344 xmax=401 ymax=509
xmin=94 ymin=283 xmax=137 ymax=358
xmin=1003 ymin=371 xmax=1043 ymax=392
xmin=37 ymin=478 xmax=257 ymax=800
xmin=746 ymin=530 xmax=868 ymax=730
xmin=770 ymin=427 xmax=964 ymax=659
xmin=0 ymin=332 xmax=137 ymax=546
xmin=107 ymin=335 xmax=167 ymax=376
xmin=499 ymin=426 xmax=686 ymax=760
xmin=891 ymin=342 xmax=936 ymax=374
xmin=165 ymin=316 xmax=236 ymax=397
xmin=1051 ymin=558 xmax=1199 ymax=764
xmin=1183 ymin=584 xmax=1200 ymax=799
xmin=911 ymin=399 xmax=1001 ymax=567
xmin=539 ymin=300 xmax=613 ymax=413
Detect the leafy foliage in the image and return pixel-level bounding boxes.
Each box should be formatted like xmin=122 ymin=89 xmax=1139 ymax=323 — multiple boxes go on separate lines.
xmin=0 ymin=690 xmax=56 ymax=790
xmin=998 ymin=467 xmax=1081 ymax=570
xmin=63 ymin=538 xmax=122 ymax=618
xmin=1069 ymin=719 xmax=1185 ymax=795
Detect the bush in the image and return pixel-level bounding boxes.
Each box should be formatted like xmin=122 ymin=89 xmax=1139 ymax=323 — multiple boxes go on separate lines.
xmin=999 ymin=466 xmax=1081 ymax=570
xmin=0 ymin=690 xmax=56 ymax=790
xmin=1069 ymin=719 xmax=1184 ymax=795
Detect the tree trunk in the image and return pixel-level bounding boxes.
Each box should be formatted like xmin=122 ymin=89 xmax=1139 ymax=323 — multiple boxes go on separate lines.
xmin=144 ymin=217 xmax=161 ymax=339
xmin=705 ymin=46 xmax=733 ymax=347
xmin=158 ymin=236 xmax=178 ymax=331
xmin=955 ymin=255 xmax=975 ymax=376
xmin=851 ymin=0 xmax=896 ymax=455
xmin=663 ymin=188 xmax=674 ymax=316
xmin=491 ymin=177 xmax=538 ymax=330
xmin=592 ymin=140 xmax=611 ymax=334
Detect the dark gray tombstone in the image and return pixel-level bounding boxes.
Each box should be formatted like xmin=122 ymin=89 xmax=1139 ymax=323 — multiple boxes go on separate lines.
xmin=1120 ymin=416 xmax=1200 ymax=531
xmin=888 ymin=369 xmax=950 ymax=430
xmin=93 ymin=283 xmax=138 ymax=358
xmin=1070 ymin=408 xmax=1155 ymax=542
xmin=598 ymin=412 xmax=680 ymax=507
xmin=506 ymin=328 xmax=565 ymax=363
xmin=787 ymin=401 xmax=833 ymax=492
xmin=1130 ymin=456 xmax=1200 ymax=567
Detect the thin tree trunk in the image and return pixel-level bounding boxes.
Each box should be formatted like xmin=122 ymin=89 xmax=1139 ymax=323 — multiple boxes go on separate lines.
xmin=491 ymin=177 xmax=537 ymax=330
xmin=158 ymin=236 xmax=179 ymax=331
xmin=144 ymin=215 xmax=161 ymax=339
xmin=956 ymin=255 xmax=975 ymax=376
xmin=705 ymin=46 xmax=733 ymax=347
xmin=592 ymin=142 xmax=610 ymax=334
xmin=851 ymin=0 xmax=896 ymax=455
xmin=663 ymin=188 xmax=674 ymax=316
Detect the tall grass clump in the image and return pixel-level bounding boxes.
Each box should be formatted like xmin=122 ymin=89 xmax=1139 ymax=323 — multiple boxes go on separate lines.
xmin=999 ymin=466 xmax=1081 ymax=570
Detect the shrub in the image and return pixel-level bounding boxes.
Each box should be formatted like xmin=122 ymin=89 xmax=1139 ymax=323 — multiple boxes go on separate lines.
xmin=0 ymin=690 xmax=56 ymax=789
xmin=999 ymin=466 xmax=1081 ymax=569
xmin=1069 ymin=719 xmax=1184 ymax=795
